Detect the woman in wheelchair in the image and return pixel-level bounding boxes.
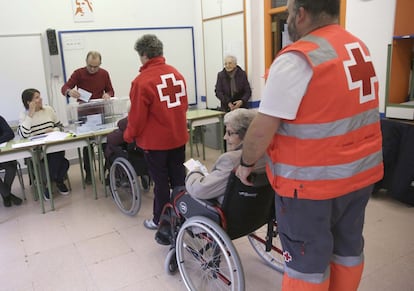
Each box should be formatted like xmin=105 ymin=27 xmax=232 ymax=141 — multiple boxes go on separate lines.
xmin=155 ymin=109 xmax=283 ymax=289
xmin=186 ymin=108 xmax=265 ymax=203
xmin=156 ymin=108 xmax=266 ymax=244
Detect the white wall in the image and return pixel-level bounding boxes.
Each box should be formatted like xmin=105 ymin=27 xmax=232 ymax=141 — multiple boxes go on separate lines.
xmin=246 ymin=0 xmax=266 ymax=104
xmin=0 ymin=0 xmax=205 ymax=117
xmin=0 ymin=0 xmax=397 ymax=119
xmin=246 ymin=0 xmax=396 ymax=113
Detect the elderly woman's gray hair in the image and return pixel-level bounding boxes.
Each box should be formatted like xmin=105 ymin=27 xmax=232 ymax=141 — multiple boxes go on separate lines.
xmin=224 ymin=55 xmax=237 ymax=65
xmin=134 ymin=34 xmax=163 ymax=59
xmin=224 ymin=108 xmax=256 ymax=139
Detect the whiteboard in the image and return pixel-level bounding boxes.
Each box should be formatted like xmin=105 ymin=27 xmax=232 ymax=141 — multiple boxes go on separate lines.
xmin=58 ymin=27 xmax=198 ymax=105
xmin=0 ymin=34 xmax=49 ymax=123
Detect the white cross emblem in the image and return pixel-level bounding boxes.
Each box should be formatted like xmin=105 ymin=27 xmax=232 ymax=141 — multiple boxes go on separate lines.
xmin=343 ymin=42 xmax=378 ymax=104
xmin=157 ymin=73 xmax=186 ymax=108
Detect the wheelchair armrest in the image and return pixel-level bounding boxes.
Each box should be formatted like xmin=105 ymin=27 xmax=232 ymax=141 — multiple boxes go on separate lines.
xmin=174 ymin=192 xmax=222 ymax=224
xmin=196 ymin=197 xmax=221 ymax=207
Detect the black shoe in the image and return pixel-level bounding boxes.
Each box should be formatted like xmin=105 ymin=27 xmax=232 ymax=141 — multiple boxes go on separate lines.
xmin=3 ymin=196 xmax=12 ymax=207
xmin=10 ymin=194 xmax=22 ymax=206
xmin=43 ymin=188 xmax=50 ymax=201
xmin=141 ymin=175 xmax=150 ymax=191
xmin=85 ymin=174 xmax=92 ymax=185
xmin=56 ymin=182 xmax=69 ymax=195
xmin=155 ymin=231 xmax=171 ymax=246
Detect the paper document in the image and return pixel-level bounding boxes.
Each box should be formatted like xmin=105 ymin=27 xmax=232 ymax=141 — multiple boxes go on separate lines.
xmin=86 ymin=113 xmax=103 ymax=126
xmin=29 ymin=133 xmax=48 ymax=141
xmin=12 ymin=139 xmax=44 ymax=148
xmin=28 ymin=131 xmax=68 ymax=142
xmin=43 ymin=131 xmax=70 ymax=142
xmin=78 ymin=88 xmax=92 ymax=102
xmin=184 ymin=158 xmax=209 ymax=175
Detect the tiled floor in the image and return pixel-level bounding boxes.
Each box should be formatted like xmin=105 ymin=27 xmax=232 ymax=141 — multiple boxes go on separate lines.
xmin=1 ymin=145 xmax=414 ymax=291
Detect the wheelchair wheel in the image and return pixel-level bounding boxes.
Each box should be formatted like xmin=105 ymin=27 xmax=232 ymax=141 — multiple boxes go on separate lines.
xmin=176 ymin=216 xmax=245 ymax=291
xmin=247 ymin=221 xmax=284 ymax=273
xmin=165 ymin=248 xmax=178 ymax=275
xmin=109 ymin=157 xmax=141 ymax=216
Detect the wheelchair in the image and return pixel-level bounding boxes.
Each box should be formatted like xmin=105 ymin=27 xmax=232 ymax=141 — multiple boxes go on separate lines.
xmin=108 ymin=145 xmax=150 ymax=216
xmin=157 ymin=171 xmax=284 ymax=291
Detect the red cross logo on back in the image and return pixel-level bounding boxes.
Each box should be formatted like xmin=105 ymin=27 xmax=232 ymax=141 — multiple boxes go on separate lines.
xmin=343 ymin=42 xmax=378 ymax=104
xmin=157 ymin=73 xmax=186 ymax=108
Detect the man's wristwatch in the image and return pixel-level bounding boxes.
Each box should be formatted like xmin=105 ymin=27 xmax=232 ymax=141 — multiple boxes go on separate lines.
xmin=240 ymin=157 xmax=255 ymax=167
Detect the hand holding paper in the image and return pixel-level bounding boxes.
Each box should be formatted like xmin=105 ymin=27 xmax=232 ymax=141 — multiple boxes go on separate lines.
xmin=184 ymin=158 xmax=209 ymax=175
xmin=78 ymin=88 xmax=92 ymax=102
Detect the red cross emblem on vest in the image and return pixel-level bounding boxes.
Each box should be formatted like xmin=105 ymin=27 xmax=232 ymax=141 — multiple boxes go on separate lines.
xmin=157 ymin=73 xmax=186 ymax=108
xmin=343 ymin=42 xmax=378 ymax=104
xmin=283 ymin=250 xmax=292 ymax=263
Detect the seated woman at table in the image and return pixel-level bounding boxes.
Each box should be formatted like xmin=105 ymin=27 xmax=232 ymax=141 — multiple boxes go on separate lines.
xmin=0 ymin=115 xmax=23 ymax=207
xmin=18 ymin=88 xmax=70 ymax=199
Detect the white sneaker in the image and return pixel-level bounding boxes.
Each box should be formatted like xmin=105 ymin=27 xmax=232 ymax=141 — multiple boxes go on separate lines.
xmin=143 ymin=219 xmax=158 ymax=230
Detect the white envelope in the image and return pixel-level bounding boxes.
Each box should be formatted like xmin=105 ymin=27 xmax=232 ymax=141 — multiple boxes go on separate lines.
xmin=78 ymin=88 xmax=92 ymax=102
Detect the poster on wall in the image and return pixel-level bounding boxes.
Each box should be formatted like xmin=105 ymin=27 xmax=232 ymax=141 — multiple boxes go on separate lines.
xmin=72 ymin=0 xmax=94 ymax=22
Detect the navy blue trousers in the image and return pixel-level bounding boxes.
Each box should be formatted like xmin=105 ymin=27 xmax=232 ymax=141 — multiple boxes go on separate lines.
xmin=144 ymin=145 xmax=186 ymax=224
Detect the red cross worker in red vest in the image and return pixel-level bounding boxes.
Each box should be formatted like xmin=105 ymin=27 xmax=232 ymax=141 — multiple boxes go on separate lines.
xmin=124 ymin=34 xmax=188 ymax=230
xmin=236 ymin=0 xmax=383 ymax=290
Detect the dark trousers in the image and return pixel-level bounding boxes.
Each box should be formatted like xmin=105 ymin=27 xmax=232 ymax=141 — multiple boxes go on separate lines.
xmin=275 ymin=185 xmax=372 ymax=280
xmin=47 ymin=151 xmax=69 ymax=183
xmin=83 ymin=146 xmax=91 ymax=176
xmin=144 ymin=145 xmax=186 ymax=224
xmin=0 ymin=161 xmax=17 ymax=198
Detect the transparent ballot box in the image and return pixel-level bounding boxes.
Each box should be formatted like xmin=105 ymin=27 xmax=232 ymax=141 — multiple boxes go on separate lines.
xmin=66 ymin=97 xmax=129 ymax=134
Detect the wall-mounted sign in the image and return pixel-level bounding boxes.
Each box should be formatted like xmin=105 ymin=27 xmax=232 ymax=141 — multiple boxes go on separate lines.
xmin=72 ymin=0 xmax=94 ymax=22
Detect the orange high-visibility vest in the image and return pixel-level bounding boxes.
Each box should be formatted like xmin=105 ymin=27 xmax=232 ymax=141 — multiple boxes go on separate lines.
xmin=266 ymin=25 xmax=383 ymax=200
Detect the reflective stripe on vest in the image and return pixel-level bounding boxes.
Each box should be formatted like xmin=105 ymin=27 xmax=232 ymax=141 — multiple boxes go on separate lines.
xmin=268 ymin=150 xmax=382 ymax=181
xmin=301 ymin=34 xmax=337 ymax=66
xmin=278 ymin=108 xmax=379 ymax=139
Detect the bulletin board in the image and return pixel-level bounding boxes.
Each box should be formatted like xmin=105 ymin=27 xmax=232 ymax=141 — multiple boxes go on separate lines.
xmin=58 ymin=27 xmax=198 ymax=105
xmin=0 ymin=34 xmax=49 ymax=122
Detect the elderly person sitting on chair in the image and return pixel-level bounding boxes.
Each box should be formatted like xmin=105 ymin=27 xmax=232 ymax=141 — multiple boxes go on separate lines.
xmin=185 ymin=108 xmax=266 ymax=204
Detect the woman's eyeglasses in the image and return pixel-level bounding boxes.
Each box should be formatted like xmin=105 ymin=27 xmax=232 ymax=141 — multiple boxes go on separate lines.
xmin=225 ymin=130 xmax=239 ymax=136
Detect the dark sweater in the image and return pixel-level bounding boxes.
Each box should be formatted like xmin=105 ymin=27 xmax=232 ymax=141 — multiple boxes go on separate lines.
xmin=215 ymin=66 xmax=252 ymax=112
xmin=0 ymin=115 xmax=14 ymax=144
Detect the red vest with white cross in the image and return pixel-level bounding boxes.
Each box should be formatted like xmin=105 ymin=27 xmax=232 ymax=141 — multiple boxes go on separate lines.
xmin=125 ymin=56 xmax=189 ymax=150
xmin=266 ymin=24 xmax=383 ymax=200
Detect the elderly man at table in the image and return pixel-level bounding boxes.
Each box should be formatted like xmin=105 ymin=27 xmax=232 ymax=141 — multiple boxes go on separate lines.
xmin=61 ymin=51 xmax=115 ymax=185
